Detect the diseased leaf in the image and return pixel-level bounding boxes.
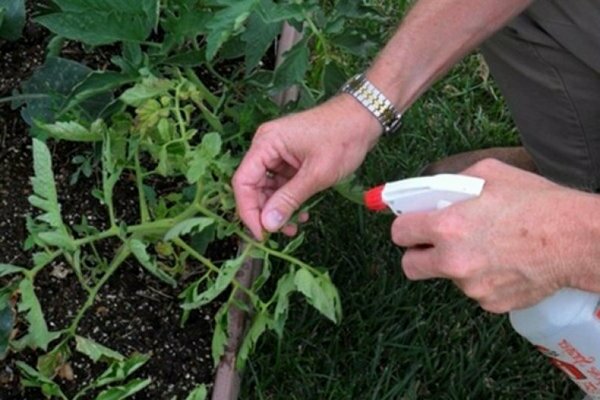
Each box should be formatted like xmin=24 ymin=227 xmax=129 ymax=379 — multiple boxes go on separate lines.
xmin=95 ymin=378 xmax=151 ymax=400
xmin=13 ymin=279 xmax=61 ymax=351
xmin=130 ymin=239 xmax=177 ymax=287
xmin=76 ymin=335 xmax=124 ymax=363
xmin=164 ymin=217 xmax=215 ymax=241
xmin=37 ymin=343 xmax=70 ymax=379
xmin=14 ymin=57 xmax=113 ymax=126
xmin=16 ymin=361 xmax=68 ymax=400
xmin=95 ymin=353 xmax=150 ymax=388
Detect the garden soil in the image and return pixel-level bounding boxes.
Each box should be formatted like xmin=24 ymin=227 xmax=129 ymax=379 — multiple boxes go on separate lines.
xmin=0 ymin=4 xmax=223 ymax=399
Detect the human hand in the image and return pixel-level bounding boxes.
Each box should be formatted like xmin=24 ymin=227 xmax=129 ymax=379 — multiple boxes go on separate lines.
xmin=391 ymin=159 xmax=600 ymax=313
xmin=233 ymin=94 xmax=382 ymax=240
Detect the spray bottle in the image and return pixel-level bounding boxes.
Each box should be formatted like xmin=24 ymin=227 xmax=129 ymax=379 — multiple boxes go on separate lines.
xmin=364 ymin=174 xmax=600 ymax=399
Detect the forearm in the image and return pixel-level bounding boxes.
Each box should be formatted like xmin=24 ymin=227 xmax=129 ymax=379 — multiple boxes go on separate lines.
xmin=367 ymin=0 xmax=533 ymax=112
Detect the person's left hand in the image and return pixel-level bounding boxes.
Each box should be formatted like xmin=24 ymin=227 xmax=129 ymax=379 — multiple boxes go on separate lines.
xmin=391 ymin=159 xmax=600 ymax=313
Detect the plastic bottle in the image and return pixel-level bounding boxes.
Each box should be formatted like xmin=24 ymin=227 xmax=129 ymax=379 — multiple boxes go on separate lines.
xmin=364 ymin=174 xmax=600 ymax=398
xmin=510 ymin=290 xmax=600 ymax=398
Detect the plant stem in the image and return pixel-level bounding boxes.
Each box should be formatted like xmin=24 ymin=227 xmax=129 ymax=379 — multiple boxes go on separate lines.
xmin=134 ymin=149 xmax=150 ymax=223
xmin=172 ymin=238 xmax=220 ymax=274
xmin=66 ymin=245 xmax=131 ymax=336
xmin=183 ymin=67 xmax=219 ymax=108
xmin=194 ymin=204 xmax=320 ymax=275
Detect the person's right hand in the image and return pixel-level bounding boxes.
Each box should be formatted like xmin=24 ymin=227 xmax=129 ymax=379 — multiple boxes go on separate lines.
xmin=232 ymin=94 xmax=382 ymax=240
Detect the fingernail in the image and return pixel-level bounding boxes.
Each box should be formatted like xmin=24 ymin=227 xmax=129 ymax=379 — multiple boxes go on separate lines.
xmin=264 ymin=210 xmax=285 ymax=230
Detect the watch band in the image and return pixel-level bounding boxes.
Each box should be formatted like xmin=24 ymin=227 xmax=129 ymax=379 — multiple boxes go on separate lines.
xmin=340 ymin=73 xmax=402 ymax=134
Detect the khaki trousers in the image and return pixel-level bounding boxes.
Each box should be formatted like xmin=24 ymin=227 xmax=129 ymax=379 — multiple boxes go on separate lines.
xmin=481 ymin=0 xmax=600 ymax=190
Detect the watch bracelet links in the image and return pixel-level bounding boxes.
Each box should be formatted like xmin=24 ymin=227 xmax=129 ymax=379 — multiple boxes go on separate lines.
xmin=340 ymin=73 xmax=402 ymax=134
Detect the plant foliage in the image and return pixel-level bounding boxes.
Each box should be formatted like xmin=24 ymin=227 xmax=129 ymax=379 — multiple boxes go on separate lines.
xmin=2 ymin=0 xmax=389 ymax=397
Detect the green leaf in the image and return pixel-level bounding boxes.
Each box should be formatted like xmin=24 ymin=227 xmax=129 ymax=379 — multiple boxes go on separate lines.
xmin=294 ymin=269 xmax=341 ymax=323
xmin=272 ymin=38 xmax=310 ymax=90
xmin=28 ymin=138 xmax=76 ymax=252
xmin=29 ymin=138 xmax=63 ymax=229
xmin=164 ymin=217 xmax=215 ymax=242
xmin=201 ymin=132 xmax=222 ymax=158
xmin=333 ymin=174 xmax=365 ymax=205
xmin=95 ymin=378 xmax=151 ymax=400
xmin=95 ymin=353 xmax=150 ymax=388
xmin=129 ymin=239 xmax=177 ymax=287
xmin=183 ymin=255 xmax=245 ymax=309
xmin=211 ymin=306 xmax=228 ymax=365
xmin=35 ymin=120 xmax=103 ymax=142
xmin=205 ymin=0 xmax=257 ymax=61
xmin=282 ymin=232 xmax=305 ymax=254
xmin=119 ymin=76 xmax=173 ymax=107
xmin=0 ymin=0 xmax=25 ymax=40
xmin=38 ymin=230 xmax=77 ymax=252
xmin=16 ymin=361 xmax=68 ymax=400
xmin=271 ymin=271 xmax=296 ymax=337
xmin=241 ymin=10 xmax=281 ymax=74
xmin=162 ymin=7 xmax=209 ymax=41
xmin=0 ymin=263 xmax=26 ymax=278
xmin=64 ymin=71 xmax=136 ymax=114
xmin=255 ymin=0 xmax=305 ymax=23
xmin=330 ymin=29 xmax=379 ymax=58
xmin=35 ymin=0 xmax=159 ymax=45
xmin=185 ymin=133 xmax=223 ymax=183
xmin=76 ymin=335 xmax=124 ymax=363
xmin=185 ymin=385 xmax=208 ymax=400
xmin=13 ymin=279 xmax=61 ymax=351
xmin=236 ymin=311 xmax=270 ymax=370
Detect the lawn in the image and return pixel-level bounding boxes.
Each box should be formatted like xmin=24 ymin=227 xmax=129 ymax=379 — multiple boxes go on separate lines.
xmin=241 ymin=3 xmax=582 ymax=400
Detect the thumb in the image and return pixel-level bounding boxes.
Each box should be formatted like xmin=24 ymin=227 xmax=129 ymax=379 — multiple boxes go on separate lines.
xmin=261 ymin=170 xmax=322 ymax=232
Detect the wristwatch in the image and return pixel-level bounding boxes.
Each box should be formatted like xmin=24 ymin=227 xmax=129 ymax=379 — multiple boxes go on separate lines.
xmin=340 ymin=73 xmax=402 ymax=134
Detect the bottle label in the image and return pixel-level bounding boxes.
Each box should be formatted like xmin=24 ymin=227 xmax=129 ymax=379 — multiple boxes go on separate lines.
xmin=536 ymin=341 xmax=600 ymax=397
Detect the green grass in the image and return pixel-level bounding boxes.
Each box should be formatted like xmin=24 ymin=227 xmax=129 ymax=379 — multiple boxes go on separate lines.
xmin=239 ymin=5 xmax=583 ymax=400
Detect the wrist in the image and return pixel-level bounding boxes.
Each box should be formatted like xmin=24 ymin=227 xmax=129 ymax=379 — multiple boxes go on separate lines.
xmin=330 ymin=93 xmax=384 ymax=148
xmin=340 ymin=73 xmax=403 ymax=135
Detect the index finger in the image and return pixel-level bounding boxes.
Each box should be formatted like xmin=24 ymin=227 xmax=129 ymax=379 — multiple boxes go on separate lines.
xmin=390 ymin=211 xmax=435 ymax=247
xmin=232 ymin=146 xmax=277 ymax=240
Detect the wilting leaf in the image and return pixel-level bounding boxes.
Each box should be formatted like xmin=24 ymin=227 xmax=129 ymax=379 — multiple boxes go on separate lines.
xmin=76 ymin=335 xmax=124 ymax=363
